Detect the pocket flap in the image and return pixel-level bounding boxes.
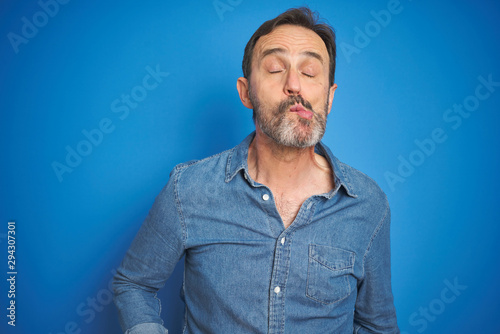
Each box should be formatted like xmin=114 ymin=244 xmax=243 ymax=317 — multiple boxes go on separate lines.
xmin=309 ymin=244 xmax=354 ymax=271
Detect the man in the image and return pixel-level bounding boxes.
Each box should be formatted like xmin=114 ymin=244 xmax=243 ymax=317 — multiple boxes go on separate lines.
xmin=113 ymin=7 xmax=399 ymax=334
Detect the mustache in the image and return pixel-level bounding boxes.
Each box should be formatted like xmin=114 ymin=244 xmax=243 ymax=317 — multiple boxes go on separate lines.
xmin=277 ymin=95 xmax=314 ymax=114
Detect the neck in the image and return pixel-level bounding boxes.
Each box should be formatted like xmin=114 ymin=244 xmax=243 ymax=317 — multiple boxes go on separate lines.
xmin=247 ymin=130 xmax=329 ymax=190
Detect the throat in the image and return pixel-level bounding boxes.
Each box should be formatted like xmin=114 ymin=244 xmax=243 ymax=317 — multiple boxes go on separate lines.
xmin=247 ymin=133 xmax=335 ymax=228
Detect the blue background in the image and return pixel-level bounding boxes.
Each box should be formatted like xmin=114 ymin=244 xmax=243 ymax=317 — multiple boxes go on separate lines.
xmin=1 ymin=0 xmax=499 ymax=333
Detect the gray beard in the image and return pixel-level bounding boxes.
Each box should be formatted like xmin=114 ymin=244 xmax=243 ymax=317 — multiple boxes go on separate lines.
xmin=251 ymin=91 xmax=329 ymax=148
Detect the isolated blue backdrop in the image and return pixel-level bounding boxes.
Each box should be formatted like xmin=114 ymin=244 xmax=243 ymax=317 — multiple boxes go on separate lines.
xmin=1 ymin=0 xmax=499 ymax=333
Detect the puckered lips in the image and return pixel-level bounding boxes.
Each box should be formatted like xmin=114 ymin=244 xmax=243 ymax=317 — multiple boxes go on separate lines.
xmin=289 ymin=104 xmax=313 ymax=120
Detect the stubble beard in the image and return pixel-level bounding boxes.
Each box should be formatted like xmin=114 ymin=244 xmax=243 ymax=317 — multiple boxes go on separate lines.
xmin=250 ymin=89 xmax=329 ymax=148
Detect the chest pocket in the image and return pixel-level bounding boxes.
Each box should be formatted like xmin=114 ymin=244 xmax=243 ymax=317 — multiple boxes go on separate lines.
xmin=306 ymin=244 xmax=355 ymax=305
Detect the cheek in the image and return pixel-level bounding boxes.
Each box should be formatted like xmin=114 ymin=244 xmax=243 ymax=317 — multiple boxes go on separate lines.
xmin=254 ymin=81 xmax=285 ymax=102
xmin=303 ymin=84 xmax=329 ymax=102
xmin=309 ymin=91 xmax=331 ymax=113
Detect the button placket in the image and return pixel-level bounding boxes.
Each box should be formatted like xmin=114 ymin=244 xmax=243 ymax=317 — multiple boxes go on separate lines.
xmin=268 ymin=230 xmax=293 ymax=334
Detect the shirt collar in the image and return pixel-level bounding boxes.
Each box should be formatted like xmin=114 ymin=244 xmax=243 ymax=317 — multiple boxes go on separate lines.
xmin=225 ymin=132 xmax=358 ymax=198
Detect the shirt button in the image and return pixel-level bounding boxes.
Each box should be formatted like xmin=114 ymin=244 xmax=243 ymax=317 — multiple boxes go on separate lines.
xmin=262 ymin=194 xmax=270 ymax=201
xmin=281 ymin=237 xmax=285 ymax=245
xmin=274 ymin=286 xmax=280 ymax=294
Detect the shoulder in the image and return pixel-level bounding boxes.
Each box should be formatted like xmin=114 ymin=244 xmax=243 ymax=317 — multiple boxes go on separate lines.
xmin=322 ymin=145 xmax=390 ymax=221
xmin=319 ymin=142 xmax=387 ymax=206
xmin=337 ymin=160 xmax=388 ymax=206
xmin=168 ymin=147 xmax=235 ymax=185
xmin=334 ymin=160 xmax=391 ymax=246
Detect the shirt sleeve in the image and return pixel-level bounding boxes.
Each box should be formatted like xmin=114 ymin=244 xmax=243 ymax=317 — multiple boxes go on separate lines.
xmin=113 ymin=169 xmax=185 ymax=333
xmin=354 ymin=206 xmax=400 ymax=334
xmin=125 ymin=322 xmax=169 ymax=334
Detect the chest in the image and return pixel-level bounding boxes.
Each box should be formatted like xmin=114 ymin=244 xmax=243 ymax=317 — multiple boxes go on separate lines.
xmin=274 ymin=193 xmax=310 ymax=228
xmin=271 ymin=177 xmax=334 ymax=228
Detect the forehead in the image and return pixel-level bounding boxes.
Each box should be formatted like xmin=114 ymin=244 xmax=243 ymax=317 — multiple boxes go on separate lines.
xmin=254 ymin=24 xmax=328 ymax=61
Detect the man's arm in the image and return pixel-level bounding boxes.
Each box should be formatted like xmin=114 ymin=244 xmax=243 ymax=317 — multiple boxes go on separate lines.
xmin=354 ymin=206 xmax=399 ymax=334
xmin=113 ymin=173 xmax=185 ymax=334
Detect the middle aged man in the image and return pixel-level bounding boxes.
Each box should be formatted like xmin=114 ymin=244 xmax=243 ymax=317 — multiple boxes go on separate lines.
xmin=113 ymin=7 xmax=399 ymax=334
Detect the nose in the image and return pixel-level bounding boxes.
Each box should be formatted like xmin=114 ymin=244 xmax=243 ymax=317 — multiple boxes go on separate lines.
xmin=284 ymin=69 xmax=301 ymax=96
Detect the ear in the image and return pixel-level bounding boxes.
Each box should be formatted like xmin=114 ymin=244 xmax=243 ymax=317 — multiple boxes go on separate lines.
xmin=326 ymin=83 xmax=338 ymax=115
xmin=237 ymin=77 xmax=253 ymax=109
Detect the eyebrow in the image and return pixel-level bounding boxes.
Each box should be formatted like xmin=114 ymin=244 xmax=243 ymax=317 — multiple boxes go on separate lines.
xmin=260 ymin=47 xmax=324 ymax=64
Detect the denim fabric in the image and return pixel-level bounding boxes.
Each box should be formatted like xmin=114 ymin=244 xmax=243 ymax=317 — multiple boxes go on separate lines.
xmin=126 ymin=322 xmax=168 ymax=334
xmin=113 ymin=132 xmax=399 ymax=334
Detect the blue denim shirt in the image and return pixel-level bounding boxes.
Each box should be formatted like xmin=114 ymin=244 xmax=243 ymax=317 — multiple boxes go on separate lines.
xmin=113 ymin=133 xmax=399 ymax=334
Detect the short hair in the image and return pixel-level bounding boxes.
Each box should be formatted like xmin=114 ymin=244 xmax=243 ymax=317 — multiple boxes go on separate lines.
xmin=242 ymin=7 xmax=336 ymax=87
